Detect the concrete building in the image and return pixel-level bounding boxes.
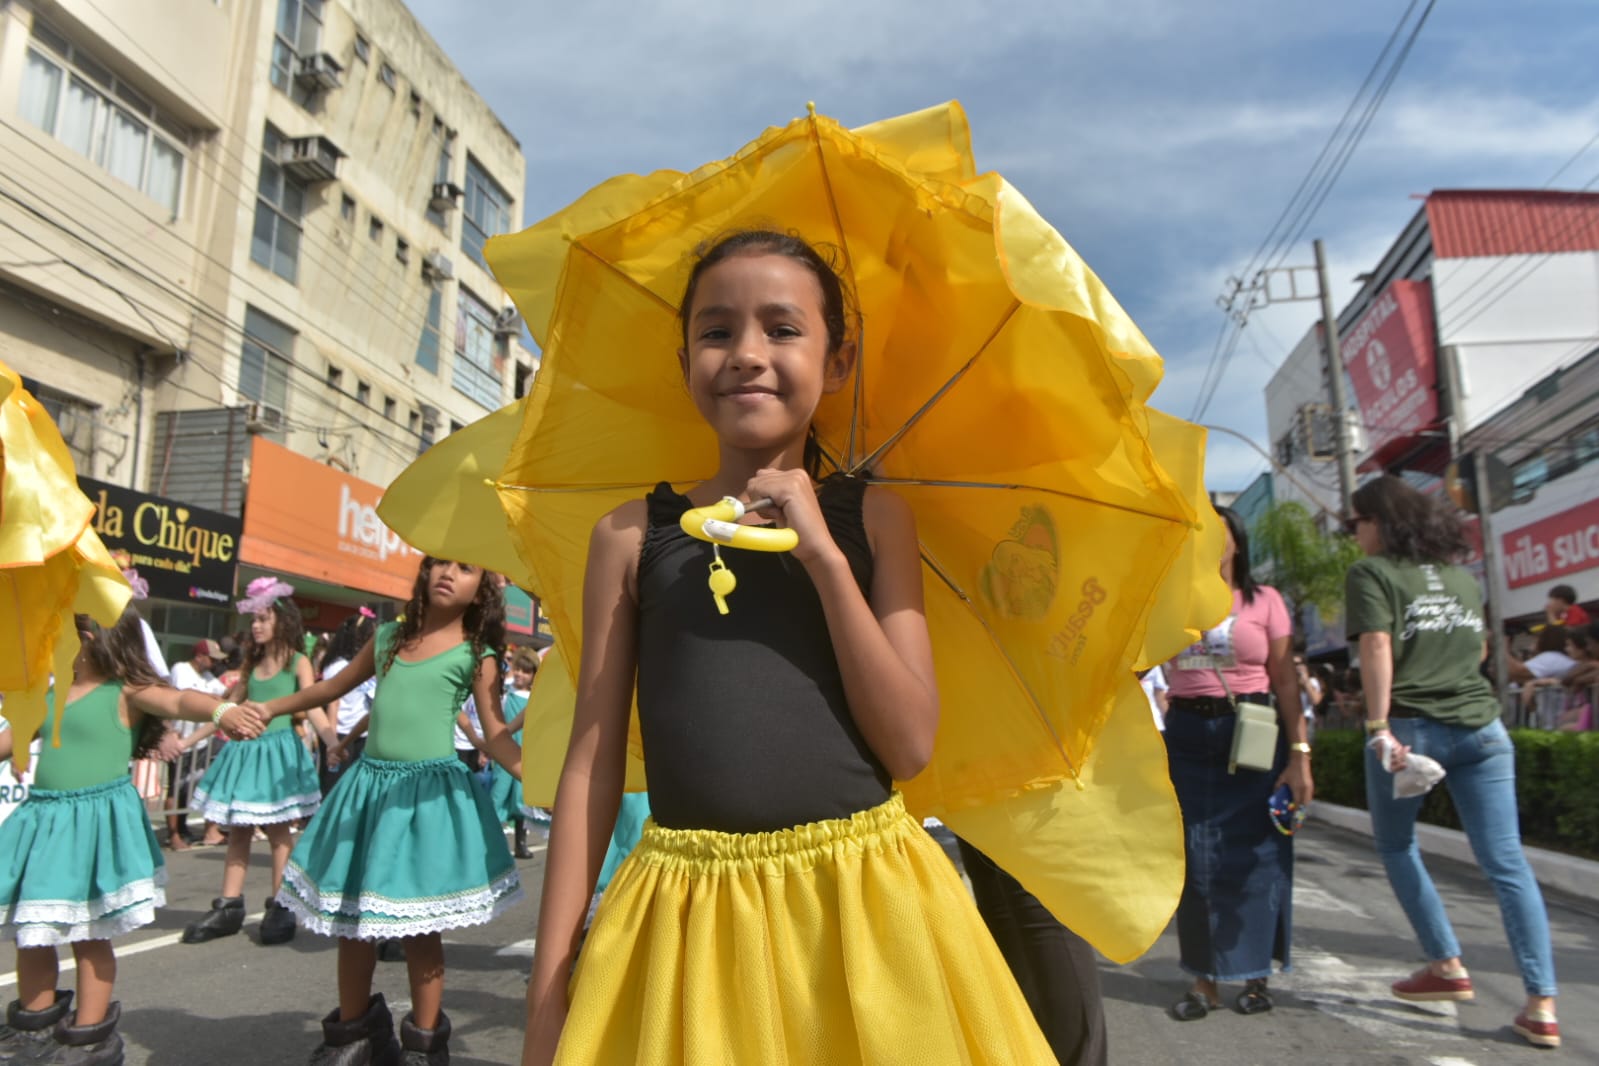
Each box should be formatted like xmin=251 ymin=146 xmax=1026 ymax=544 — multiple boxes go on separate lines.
xmin=0 ymin=0 xmax=537 ymax=645
xmin=1262 ymin=189 xmax=1599 ymax=632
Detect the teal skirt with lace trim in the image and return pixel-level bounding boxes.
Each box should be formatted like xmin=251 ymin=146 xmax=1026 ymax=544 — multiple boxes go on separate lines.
xmin=0 ymin=778 xmax=167 ymax=947
xmin=280 ymin=755 xmax=522 ymax=939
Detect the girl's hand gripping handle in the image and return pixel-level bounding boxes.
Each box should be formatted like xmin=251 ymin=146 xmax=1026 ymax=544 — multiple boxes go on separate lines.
xmin=679 ymin=497 xmax=799 ymax=614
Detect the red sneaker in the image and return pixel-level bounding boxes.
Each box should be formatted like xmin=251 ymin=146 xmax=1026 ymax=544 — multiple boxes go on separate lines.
xmin=1392 ymin=967 xmax=1474 ymax=1002
xmin=1513 ymin=1011 xmax=1561 ymax=1049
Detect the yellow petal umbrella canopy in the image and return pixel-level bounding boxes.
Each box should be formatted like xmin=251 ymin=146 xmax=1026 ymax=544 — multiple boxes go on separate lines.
xmin=0 ymin=361 xmax=131 ymax=772
xmin=381 ymin=102 xmax=1228 ymax=961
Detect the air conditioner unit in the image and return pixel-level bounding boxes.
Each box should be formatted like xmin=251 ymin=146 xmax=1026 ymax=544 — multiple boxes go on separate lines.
xmin=419 ymin=403 xmax=440 ymax=425
xmin=422 ymin=250 xmax=454 ymax=282
xmin=277 ymin=134 xmax=345 ymax=183
xmin=493 ymin=307 xmax=523 ymax=337
xmin=294 ymin=52 xmax=344 ymax=93
xmin=429 ymin=181 xmax=463 ymax=213
xmin=244 ymin=403 xmax=284 ymax=433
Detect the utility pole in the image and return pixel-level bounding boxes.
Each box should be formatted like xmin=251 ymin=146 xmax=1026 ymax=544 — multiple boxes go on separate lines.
xmin=1313 ymin=239 xmax=1358 ymax=517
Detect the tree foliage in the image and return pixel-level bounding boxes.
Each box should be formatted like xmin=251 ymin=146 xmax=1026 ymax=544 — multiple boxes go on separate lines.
xmin=1252 ymin=500 xmax=1363 ymax=625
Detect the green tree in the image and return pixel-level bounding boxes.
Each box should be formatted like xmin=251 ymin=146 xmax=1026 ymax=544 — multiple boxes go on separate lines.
xmin=1252 ymin=500 xmax=1363 ymax=633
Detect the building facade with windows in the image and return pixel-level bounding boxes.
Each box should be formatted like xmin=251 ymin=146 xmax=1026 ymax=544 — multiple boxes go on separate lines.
xmin=0 ymin=0 xmax=537 ymax=647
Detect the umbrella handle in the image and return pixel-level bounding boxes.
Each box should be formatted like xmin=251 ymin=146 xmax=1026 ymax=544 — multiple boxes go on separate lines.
xmin=679 ymin=497 xmax=799 ymax=553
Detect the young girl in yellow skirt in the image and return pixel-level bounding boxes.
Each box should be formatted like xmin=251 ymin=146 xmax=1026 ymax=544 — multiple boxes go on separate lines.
xmin=522 ymin=230 xmax=1056 ymax=1065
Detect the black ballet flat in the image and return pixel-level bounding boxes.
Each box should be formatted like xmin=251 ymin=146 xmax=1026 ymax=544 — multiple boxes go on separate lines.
xmin=1172 ymin=991 xmax=1218 ymax=1021
xmin=1236 ymin=979 xmax=1274 ymax=1015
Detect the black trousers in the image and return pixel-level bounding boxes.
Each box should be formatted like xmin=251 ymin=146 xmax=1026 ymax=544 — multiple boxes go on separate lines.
xmin=955 ymin=838 xmax=1108 ymax=1066
xmin=318 ymin=733 xmax=366 ymax=796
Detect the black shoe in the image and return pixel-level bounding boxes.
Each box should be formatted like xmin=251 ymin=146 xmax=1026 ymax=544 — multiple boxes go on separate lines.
xmin=1235 ymin=978 xmax=1273 ymax=1015
xmin=398 ymin=1011 xmax=450 ymax=1066
xmin=1171 ymin=991 xmax=1217 ymax=1021
xmin=308 ymin=994 xmax=400 ymax=1066
xmin=181 ymin=896 xmax=244 ymax=943
xmin=377 ymin=940 xmax=406 ymax=963
xmin=259 ymin=898 xmax=298 ymax=945
xmin=40 ymin=1001 xmax=123 ymax=1065
xmin=513 ymin=821 xmax=533 ymax=860
xmin=0 ymin=991 xmax=73 ymax=1063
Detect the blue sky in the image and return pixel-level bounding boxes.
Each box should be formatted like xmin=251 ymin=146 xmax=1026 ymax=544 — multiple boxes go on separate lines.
xmin=409 ymin=0 xmax=1599 ymax=490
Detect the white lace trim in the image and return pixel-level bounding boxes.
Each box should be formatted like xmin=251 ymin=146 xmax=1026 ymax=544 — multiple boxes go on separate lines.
xmin=281 ymin=882 xmax=525 ymax=940
xmin=9 ymin=887 xmax=165 ymax=947
xmin=279 ymin=865 xmax=523 ymax=933
xmin=193 ymin=789 xmax=321 ymax=826
xmin=4 ymin=871 xmax=168 ymax=926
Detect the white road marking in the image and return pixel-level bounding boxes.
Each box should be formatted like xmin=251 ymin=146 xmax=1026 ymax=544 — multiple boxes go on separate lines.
xmin=1428 ymin=1058 xmax=1480 ymax=1066
xmin=0 ymin=912 xmax=267 ymax=989
xmin=496 ymin=938 xmax=538 ymax=958
xmin=1293 ymin=883 xmax=1372 ymax=919
xmin=1292 ymin=947 xmax=1462 ymax=1045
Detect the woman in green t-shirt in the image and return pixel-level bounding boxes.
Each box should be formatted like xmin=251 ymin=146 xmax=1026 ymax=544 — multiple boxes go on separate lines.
xmin=1345 ymin=475 xmax=1558 ymax=1049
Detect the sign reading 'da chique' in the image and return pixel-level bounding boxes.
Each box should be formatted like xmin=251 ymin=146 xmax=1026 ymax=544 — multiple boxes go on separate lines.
xmin=82 ymin=478 xmax=242 ymax=605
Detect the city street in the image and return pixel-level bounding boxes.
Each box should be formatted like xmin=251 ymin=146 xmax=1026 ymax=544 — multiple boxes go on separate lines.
xmin=1 ymin=822 xmax=1591 ymax=1065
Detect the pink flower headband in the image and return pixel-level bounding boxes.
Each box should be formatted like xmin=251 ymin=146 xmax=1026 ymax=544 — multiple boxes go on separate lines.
xmin=121 ymin=567 xmax=149 ymax=601
xmin=237 ymin=576 xmax=295 ymax=614
xmin=358 ymin=606 xmax=376 ymax=620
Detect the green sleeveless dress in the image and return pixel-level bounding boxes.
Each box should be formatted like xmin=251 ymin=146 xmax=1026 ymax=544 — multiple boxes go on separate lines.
xmin=279 ymin=623 xmax=522 ymax=939
xmin=0 ymin=682 xmax=167 ymax=946
xmin=191 ymin=654 xmax=321 ymax=825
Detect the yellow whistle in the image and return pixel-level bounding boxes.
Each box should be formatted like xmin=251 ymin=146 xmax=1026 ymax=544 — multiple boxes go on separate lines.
xmin=708 ymin=556 xmax=737 ymax=615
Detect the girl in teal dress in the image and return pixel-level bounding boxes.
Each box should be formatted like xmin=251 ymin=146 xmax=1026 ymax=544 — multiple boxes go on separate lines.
xmin=0 ymin=608 xmax=260 ymax=1065
xmin=185 ymin=577 xmax=334 ymax=948
xmin=258 ymin=557 xmax=524 ymax=1066
xmin=489 ymin=648 xmax=537 ymax=859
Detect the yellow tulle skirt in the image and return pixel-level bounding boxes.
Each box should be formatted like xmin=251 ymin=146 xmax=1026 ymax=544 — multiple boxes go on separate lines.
xmin=556 ymin=793 xmax=1055 ymax=1065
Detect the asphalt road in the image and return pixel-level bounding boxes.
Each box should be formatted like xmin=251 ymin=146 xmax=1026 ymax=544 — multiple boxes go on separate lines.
xmin=2 ymin=822 xmax=1592 ymax=1064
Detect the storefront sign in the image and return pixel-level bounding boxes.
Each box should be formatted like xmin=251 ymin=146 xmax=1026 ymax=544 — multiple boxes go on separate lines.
xmin=1502 ymin=497 xmax=1599 ymax=590
xmin=241 ymin=439 xmax=422 ymax=600
xmin=505 ymin=586 xmax=536 ymax=635
xmin=1344 ymin=279 xmax=1439 ymax=462
xmin=82 ymin=478 xmax=240 ymax=604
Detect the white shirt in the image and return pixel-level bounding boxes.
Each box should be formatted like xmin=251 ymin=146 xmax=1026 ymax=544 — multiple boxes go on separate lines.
xmin=1140 ymin=666 xmax=1168 ymax=732
xmin=168 ymin=660 xmax=224 ymax=737
xmin=1524 ymin=650 xmax=1576 ymax=681
xmin=454 ymin=695 xmax=483 ymax=751
xmin=322 ymin=657 xmax=376 ymax=735
xmin=139 ymin=618 xmax=170 ymax=680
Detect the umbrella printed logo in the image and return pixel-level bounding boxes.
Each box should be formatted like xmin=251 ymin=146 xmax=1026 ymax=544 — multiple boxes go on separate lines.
xmin=980 ymin=506 xmax=1059 ymax=621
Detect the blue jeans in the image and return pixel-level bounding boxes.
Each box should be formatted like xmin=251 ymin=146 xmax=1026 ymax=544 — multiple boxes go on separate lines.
xmin=1364 ymin=717 xmax=1557 ymax=996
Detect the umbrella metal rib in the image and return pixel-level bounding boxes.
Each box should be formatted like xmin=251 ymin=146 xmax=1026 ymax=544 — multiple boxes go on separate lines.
xmin=917 ymin=543 xmax=1079 ymax=781
xmin=852 ymin=300 xmax=1022 ymax=476
xmin=804 ymin=107 xmax=866 ymax=470
xmin=568 ymin=239 xmax=678 ymax=317
xmin=863 ymin=477 xmax=1195 ymax=527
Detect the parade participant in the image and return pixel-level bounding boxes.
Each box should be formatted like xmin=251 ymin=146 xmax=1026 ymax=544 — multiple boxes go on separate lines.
xmin=489 ymin=649 xmax=537 ymax=859
xmin=261 ymin=556 xmax=523 ymax=1066
xmin=1346 ymin=475 xmax=1560 ymax=1048
xmin=1163 ymin=506 xmax=1311 ymax=1021
xmin=522 ymin=230 xmax=1055 ymax=1065
xmin=0 ymin=608 xmax=261 ymax=1065
xmin=183 ymin=578 xmax=332 ymax=948
xmin=163 ymin=639 xmax=227 ymax=850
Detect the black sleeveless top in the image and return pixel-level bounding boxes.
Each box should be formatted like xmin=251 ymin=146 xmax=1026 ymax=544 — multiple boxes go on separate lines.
xmin=636 ymin=476 xmax=893 ymax=832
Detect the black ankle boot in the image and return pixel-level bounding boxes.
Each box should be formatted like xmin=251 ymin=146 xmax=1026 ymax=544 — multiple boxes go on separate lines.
xmin=43 ymin=1001 xmax=123 ymax=1066
xmin=0 ymin=990 xmax=73 ymax=1063
xmin=259 ymin=898 xmax=298 ymax=945
xmin=307 ymin=994 xmax=400 ymax=1066
xmin=398 ymin=1011 xmax=450 ymax=1065
xmin=514 ymin=820 xmax=532 ymax=859
xmin=181 ymin=896 xmax=245 ymax=943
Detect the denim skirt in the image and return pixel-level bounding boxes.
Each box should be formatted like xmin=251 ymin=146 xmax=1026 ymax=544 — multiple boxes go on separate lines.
xmin=1164 ymin=702 xmax=1293 ymax=981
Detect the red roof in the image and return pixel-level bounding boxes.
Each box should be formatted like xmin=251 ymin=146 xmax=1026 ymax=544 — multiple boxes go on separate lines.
xmin=1425 ymin=189 xmax=1599 ymax=258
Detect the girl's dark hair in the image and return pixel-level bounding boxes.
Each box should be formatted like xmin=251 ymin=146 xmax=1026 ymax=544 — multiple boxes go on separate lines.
xmin=1535 ymin=625 xmax=1568 ymax=655
xmin=75 ymin=608 xmax=170 ymax=759
xmin=383 ymin=557 xmax=506 ymax=678
xmin=324 ymin=611 xmax=376 ymax=667
xmin=677 ymin=229 xmax=855 ymax=478
xmin=1351 ymin=474 xmax=1469 ymax=564
xmin=1216 ymin=506 xmax=1260 ymax=606
xmin=244 ymin=598 xmax=305 ymax=677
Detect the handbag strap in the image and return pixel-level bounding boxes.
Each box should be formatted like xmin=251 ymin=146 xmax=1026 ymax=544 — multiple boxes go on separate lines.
xmin=1209 ymin=660 xmax=1238 ymax=707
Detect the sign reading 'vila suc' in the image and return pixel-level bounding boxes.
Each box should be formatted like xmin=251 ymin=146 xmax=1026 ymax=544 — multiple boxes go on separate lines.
xmin=82 ymin=478 xmax=242 ymax=604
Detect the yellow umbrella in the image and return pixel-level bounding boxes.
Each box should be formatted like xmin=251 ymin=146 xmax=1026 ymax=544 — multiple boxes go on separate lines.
xmin=382 ymin=102 xmax=1228 ymax=961
xmin=0 ymin=361 xmax=130 ymax=772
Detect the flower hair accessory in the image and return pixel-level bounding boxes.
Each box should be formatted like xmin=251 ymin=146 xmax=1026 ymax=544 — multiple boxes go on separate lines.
xmin=120 ymin=567 xmax=149 ymax=601
xmin=358 ymin=606 xmax=376 ymax=620
xmin=237 ymin=576 xmax=295 ymax=614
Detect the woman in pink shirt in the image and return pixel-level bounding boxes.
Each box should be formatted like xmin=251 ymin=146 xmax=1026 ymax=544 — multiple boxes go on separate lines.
xmin=1164 ymin=507 xmax=1313 ymax=1021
